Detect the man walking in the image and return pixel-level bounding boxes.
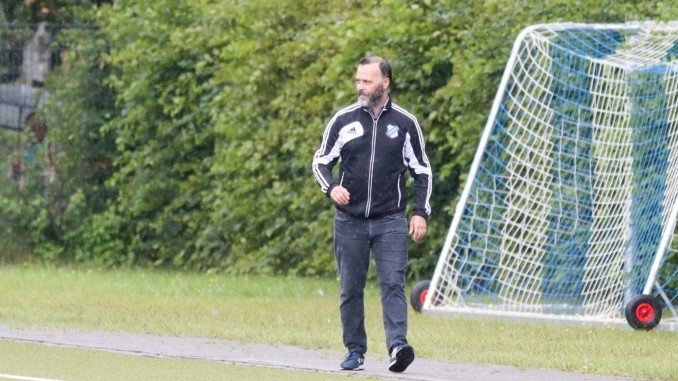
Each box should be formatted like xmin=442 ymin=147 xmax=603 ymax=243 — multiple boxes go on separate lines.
xmin=312 ymin=56 xmax=432 ymax=373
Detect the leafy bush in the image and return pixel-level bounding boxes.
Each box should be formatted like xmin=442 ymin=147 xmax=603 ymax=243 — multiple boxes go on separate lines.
xmin=3 ymin=0 xmax=677 ymax=282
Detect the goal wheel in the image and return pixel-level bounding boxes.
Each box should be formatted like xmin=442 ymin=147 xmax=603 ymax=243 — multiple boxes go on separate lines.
xmin=410 ymin=280 xmax=431 ymax=312
xmin=624 ymin=294 xmax=663 ymax=330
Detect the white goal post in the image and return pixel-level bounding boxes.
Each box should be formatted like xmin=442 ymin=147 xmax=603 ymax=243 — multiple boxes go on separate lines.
xmin=425 ymin=22 xmax=678 ymax=331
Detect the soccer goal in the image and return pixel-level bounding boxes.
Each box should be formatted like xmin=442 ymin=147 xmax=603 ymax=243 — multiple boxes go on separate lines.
xmin=415 ymin=22 xmax=678 ymax=331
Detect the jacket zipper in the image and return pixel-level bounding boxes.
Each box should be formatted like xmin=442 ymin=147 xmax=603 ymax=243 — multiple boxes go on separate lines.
xmin=365 ymin=108 xmax=385 ymax=218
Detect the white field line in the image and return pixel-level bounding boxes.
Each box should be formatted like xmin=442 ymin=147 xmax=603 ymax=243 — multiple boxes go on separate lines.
xmin=0 ymin=374 xmax=63 ymax=381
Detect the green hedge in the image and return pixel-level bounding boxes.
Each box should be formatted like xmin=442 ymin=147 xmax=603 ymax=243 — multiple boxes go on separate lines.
xmin=3 ymin=0 xmax=677 ymax=281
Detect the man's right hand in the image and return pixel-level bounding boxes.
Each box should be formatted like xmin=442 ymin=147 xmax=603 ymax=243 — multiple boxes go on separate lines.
xmin=330 ymin=186 xmax=350 ymax=205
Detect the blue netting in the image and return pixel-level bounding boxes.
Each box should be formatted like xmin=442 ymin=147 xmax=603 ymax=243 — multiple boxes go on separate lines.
xmin=542 ymin=29 xmax=626 ymax=301
xmin=627 ymin=67 xmax=671 ymax=295
xmin=436 ymin=24 xmax=678 ymax=320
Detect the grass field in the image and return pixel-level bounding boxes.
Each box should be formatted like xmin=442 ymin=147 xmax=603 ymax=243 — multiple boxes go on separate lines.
xmin=0 ymin=340 xmax=355 ymax=381
xmin=0 ymin=265 xmax=676 ymax=380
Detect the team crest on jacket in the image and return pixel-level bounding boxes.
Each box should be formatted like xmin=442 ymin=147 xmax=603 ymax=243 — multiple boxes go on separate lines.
xmin=386 ymin=124 xmax=400 ymax=139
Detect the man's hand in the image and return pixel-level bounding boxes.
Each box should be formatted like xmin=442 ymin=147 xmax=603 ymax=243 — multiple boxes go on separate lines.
xmin=409 ymin=215 xmax=427 ymax=243
xmin=330 ymin=186 xmax=350 ymax=205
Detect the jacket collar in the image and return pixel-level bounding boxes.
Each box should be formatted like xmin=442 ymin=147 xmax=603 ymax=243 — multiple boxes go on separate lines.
xmin=362 ymin=96 xmax=392 ymax=116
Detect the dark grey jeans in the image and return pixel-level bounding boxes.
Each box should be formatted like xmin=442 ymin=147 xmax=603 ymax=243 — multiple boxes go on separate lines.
xmin=334 ymin=209 xmax=409 ymax=355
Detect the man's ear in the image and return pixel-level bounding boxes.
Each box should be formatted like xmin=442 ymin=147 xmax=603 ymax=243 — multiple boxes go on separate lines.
xmin=383 ymin=77 xmax=390 ymax=91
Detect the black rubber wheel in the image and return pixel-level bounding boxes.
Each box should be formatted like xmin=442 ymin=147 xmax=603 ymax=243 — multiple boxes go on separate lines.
xmin=624 ymin=294 xmax=663 ymax=330
xmin=410 ymin=280 xmax=431 ymax=313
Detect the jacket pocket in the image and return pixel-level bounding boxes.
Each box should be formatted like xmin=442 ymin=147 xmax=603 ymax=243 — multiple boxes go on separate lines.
xmin=384 ymin=211 xmax=407 ymax=221
xmin=335 ymin=209 xmax=351 ymax=222
xmin=397 ymin=173 xmax=402 ymax=207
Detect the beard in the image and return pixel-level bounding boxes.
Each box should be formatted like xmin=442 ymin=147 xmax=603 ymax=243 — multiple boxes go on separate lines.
xmin=357 ymin=85 xmax=385 ymax=108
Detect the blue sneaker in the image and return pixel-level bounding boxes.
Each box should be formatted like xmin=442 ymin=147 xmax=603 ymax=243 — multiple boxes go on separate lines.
xmin=340 ymin=351 xmax=364 ymax=370
xmin=388 ymin=344 xmax=414 ymax=373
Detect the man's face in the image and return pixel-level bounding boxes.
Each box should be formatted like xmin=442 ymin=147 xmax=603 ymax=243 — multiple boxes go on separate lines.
xmin=355 ymin=62 xmax=389 ymax=108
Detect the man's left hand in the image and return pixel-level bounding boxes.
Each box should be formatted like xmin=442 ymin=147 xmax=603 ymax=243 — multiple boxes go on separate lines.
xmin=409 ymin=215 xmax=427 ymax=243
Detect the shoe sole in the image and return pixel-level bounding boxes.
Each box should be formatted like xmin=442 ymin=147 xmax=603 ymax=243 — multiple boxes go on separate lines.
xmin=389 ymin=346 xmax=414 ymax=373
xmin=340 ymin=364 xmax=364 ymax=371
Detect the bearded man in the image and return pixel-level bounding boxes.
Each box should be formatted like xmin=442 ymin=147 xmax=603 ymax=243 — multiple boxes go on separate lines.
xmin=312 ymin=56 xmax=433 ymax=373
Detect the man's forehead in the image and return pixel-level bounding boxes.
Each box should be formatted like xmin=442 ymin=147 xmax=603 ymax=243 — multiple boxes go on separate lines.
xmin=356 ymin=63 xmax=382 ymax=78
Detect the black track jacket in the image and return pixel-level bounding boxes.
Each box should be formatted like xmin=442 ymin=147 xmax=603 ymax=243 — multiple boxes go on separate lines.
xmin=312 ymin=98 xmax=432 ymax=219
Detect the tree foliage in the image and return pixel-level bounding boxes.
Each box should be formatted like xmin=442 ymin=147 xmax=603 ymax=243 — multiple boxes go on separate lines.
xmin=3 ymin=0 xmax=677 ymax=284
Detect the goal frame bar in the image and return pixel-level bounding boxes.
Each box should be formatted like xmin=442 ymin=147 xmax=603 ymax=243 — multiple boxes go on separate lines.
xmin=424 ymin=22 xmax=678 ymax=325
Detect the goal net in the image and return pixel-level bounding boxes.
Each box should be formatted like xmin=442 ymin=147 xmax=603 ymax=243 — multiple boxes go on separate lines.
xmin=427 ymin=22 xmax=678 ymax=330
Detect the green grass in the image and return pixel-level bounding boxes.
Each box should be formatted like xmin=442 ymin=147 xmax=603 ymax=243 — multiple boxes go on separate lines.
xmin=0 ymin=340 xmax=359 ymax=381
xmin=0 ymin=265 xmax=676 ymax=380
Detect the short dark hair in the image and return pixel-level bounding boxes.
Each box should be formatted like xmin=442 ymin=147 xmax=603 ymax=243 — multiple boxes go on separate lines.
xmin=359 ymin=56 xmax=392 ymax=83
